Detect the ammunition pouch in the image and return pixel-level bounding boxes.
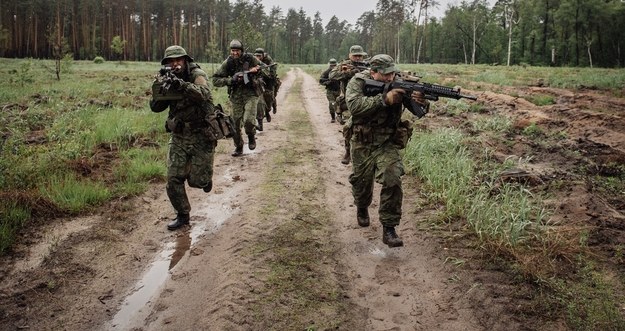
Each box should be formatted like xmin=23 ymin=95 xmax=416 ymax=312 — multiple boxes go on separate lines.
xmin=391 ymin=120 xmax=414 ymax=149
xmin=352 ymin=124 xmax=374 ymax=144
xmin=204 ymin=104 xmax=235 ymax=141
xmin=166 ymin=117 xmax=209 ymax=134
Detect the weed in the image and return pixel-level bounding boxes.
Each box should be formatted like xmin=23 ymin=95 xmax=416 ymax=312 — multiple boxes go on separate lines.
xmin=522 ymin=122 xmax=543 ymax=138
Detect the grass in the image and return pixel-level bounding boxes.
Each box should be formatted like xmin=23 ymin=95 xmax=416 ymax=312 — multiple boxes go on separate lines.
xmin=250 ymin=77 xmax=350 ymax=329
xmin=403 ymin=115 xmax=624 ymax=328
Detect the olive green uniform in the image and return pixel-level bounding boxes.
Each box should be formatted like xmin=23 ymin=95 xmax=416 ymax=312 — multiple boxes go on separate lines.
xmin=345 ymin=70 xmax=405 ymax=227
xmin=319 ymin=65 xmax=340 ymax=121
xmin=212 ymin=53 xmax=262 ymax=151
xmin=150 ymin=63 xmax=216 ymax=216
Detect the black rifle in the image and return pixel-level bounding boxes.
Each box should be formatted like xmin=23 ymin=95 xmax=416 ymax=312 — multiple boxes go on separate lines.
xmin=153 ymin=66 xmax=183 ymax=101
xmin=363 ymin=78 xmax=477 ymax=118
xmin=234 ymin=63 xmax=277 ymax=85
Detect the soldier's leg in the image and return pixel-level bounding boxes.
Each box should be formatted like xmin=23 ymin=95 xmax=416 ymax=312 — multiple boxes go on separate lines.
xmin=375 ymin=146 xmax=405 ymax=246
xmin=166 ymin=137 xmax=191 ymax=230
xmin=256 ymin=98 xmax=266 ymax=131
xmin=326 ymin=92 xmax=336 ymax=122
xmin=187 ymin=134 xmax=216 ymax=192
xmin=243 ymin=96 xmax=259 ymax=150
xmin=264 ymin=89 xmax=274 ymax=121
xmin=230 ymin=101 xmax=245 ymax=156
xmin=349 ymin=143 xmax=375 ymax=210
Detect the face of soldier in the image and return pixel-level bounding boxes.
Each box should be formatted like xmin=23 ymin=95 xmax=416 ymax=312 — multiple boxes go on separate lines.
xmin=371 ymin=70 xmax=396 ymax=83
xmin=166 ymin=57 xmax=185 ymax=74
xmin=254 ymin=54 xmax=263 ymax=61
xmin=230 ymin=48 xmax=242 ymax=59
xmin=350 ymin=54 xmax=364 ymax=63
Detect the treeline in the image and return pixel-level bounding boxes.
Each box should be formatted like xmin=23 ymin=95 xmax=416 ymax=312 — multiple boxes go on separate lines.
xmin=1 ymin=0 xmax=624 ymax=67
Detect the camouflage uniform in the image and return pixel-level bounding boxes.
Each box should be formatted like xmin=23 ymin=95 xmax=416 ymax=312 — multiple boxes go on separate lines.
xmin=329 ymin=45 xmax=369 ymax=164
xmin=213 ymin=40 xmax=262 ymax=155
xmin=346 ymin=54 xmax=412 ymax=247
xmin=150 ymin=45 xmax=216 ymax=230
xmin=255 ymin=48 xmax=279 ymax=122
xmin=319 ymin=59 xmax=340 ymax=122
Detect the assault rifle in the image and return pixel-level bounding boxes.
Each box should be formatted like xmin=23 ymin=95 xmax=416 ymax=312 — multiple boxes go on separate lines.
xmin=152 ymin=66 xmax=183 ymax=101
xmin=234 ymin=63 xmax=277 ymax=85
xmin=363 ymin=78 xmax=478 ymax=118
xmin=341 ymin=61 xmax=369 ymax=72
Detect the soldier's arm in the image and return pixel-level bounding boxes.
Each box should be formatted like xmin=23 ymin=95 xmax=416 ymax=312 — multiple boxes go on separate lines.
xmin=182 ymin=70 xmax=212 ymax=103
xmin=212 ymin=60 xmax=232 ymax=87
xmin=346 ymin=75 xmax=386 ymax=119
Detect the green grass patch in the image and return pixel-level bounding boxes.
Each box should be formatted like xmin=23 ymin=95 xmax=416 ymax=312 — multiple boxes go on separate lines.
xmin=251 ymin=77 xmax=350 ymax=330
xmin=39 ymin=174 xmax=112 ymax=213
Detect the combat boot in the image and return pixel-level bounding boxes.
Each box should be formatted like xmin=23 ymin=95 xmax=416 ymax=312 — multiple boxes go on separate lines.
xmin=357 ymin=207 xmax=370 ymax=227
xmin=340 ymin=147 xmax=350 ymax=165
xmin=248 ymin=135 xmax=256 ymax=150
xmin=265 ymin=110 xmax=271 ymax=122
xmin=331 ymin=112 xmax=336 ymax=123
xmin=382 ymin=226 xmax=404 ymax=247
xmin=203 ymin=180 xmax=212 ymax=193
xmin=231 ymin=146 xmax=243 ymax=157
xmin=167 ymin=213 xmax=190 ymax=231
xmin=257 ymin=118 xmax=263 ymax=131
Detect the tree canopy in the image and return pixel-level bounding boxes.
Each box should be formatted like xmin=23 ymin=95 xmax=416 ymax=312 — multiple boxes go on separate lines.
xmin=1 ymin=0 xmax=623 ymax=67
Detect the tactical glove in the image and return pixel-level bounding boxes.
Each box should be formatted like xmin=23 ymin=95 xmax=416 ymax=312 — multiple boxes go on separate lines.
xmin=231 ymin=72 xmax=243 ymax=85
xmin=167 ymin=76 xmax=185 ymax=90
xmin=384 ymin=88 xmax=405 ymax=105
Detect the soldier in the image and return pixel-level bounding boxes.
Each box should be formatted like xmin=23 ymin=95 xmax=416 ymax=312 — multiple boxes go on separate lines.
xmin=254 ymin=48 xmax=279 ymax=126
xmin=345 ymin=54 xmax=429 ymax=247
xmin=319 ymin=58 xmax=341 ymax=123
xmin=150 ymin=45 xmax=216 ymax=230
xmin=329 ymin=45 xmax=369 ymax=164
xmin=213 ymin=39 xmax=262 ymax=156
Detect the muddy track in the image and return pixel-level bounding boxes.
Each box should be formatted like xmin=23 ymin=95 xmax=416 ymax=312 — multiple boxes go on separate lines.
xmin=6 ymin=67 xmax=622 ymax=330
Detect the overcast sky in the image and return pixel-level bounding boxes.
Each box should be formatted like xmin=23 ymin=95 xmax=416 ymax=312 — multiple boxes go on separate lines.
xmin=258 ymin=0 xmax=490 ymax=27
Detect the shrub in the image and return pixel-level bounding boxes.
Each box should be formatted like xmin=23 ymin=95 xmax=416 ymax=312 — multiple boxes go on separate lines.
xmin=93 ymin=56 xmax=105 ymax=64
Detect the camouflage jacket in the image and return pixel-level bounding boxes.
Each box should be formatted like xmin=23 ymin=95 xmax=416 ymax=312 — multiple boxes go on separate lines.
xmin=212 ymin=53 xmax=262 ymax=97
xmin=328 ymin=59 xmax=369 ymax=94
xmin=319 ymin=66 xmax=340 ymax=91
xmin=150 ymin=62 xmax=213 ymax=124
xmin=345 ymin=70 xmax=403 ymax=129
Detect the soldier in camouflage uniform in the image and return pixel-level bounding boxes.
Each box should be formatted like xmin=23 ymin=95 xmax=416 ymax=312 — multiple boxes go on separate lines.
xmin=150 ymin=45 xmax=216 ymax=230
xmin=329 ymin=45 xmax=369 ymax=164
xmin=213 ymin=39 xmax=262 ymax=156
xmin=254 ymin=48 xmax=278 ymax=126
xmin=319 ymin=58 xmax=340 ymax=123
xmin=345 ymin=54 xmax=429 ymax=247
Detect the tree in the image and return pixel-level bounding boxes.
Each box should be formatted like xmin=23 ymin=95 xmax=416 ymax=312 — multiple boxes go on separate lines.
xmin=110 ymin=35 xmax=127 ymax=63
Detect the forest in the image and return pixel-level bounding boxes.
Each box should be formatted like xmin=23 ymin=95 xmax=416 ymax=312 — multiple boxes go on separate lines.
xmin=1 ymin=0 xmax=624 ymax=67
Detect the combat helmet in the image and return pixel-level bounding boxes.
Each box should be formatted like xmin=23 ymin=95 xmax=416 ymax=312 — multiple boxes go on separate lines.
xmin=229 ymin=39 xmax=244 ymax=50
xmin=161 ymin=45 xmax=194 ymax=65
xmin=329 ymin=58 xmax=337 ymax=65
xmin=254 ymin=48 xmax=265 ymax=56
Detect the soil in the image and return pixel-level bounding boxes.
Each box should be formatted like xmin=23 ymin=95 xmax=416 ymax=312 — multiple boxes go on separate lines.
xmin=1 ymin=68 xmax=624 ymax=331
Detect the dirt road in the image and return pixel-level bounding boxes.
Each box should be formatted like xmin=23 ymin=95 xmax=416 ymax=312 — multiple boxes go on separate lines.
xmin=5 ymin=67 xmax=617 ymax=330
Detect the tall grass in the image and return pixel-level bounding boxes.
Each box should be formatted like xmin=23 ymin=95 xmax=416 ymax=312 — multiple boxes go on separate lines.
xmin=404 ymin=127 xmax=545 ymax=247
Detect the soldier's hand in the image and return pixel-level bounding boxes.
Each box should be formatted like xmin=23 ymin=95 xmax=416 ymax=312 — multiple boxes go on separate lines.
xmin=340 ymin=65 xmax=349 ymax=72
xmin=167 ymin=76 xmax=185 ymax=90
xmin=411 ymin=91 xmax=429 ymax=107
xmin=231 ymin=72 xmax=242 ymax=85
xmin=384 ymin=88 xmax=406 ymax=105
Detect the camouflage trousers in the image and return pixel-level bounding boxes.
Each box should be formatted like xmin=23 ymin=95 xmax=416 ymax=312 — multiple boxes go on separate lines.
xmin=166 ymin=131 xmax=216 ymax=215
xmin=230 ymin=94 xmax=259 ymax=149
xmin=326 ymin=90 xmax=340 ymax=116
xmin=348 ymin=140 xmax=405 ymax=226
xmin=256 ymin=88 xmax=274 ymax=121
